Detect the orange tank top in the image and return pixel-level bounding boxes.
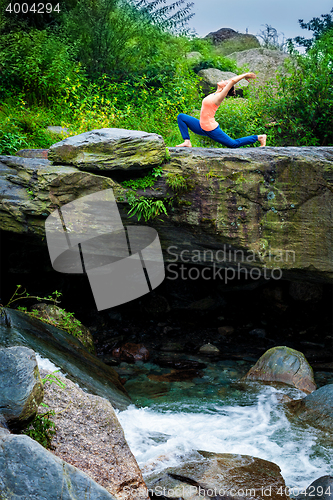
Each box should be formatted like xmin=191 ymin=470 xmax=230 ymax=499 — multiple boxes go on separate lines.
xmin=200 ymin=94 xmax=219 ymax=131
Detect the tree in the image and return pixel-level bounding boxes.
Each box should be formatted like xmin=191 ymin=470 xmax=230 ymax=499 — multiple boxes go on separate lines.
xmin=131 ymin=0 xmax=194 ymax=34
xmin=257 ymin=24 xmax=286 ymax=51
xmin=292 ymin=7 xmax=333 ymax=50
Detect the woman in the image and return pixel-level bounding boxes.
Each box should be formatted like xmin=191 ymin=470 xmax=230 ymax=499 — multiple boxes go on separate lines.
xmin=176 ymin=72 xmax=266 ymax=148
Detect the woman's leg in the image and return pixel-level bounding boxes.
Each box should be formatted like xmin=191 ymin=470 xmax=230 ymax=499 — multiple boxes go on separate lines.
xmin=176 ymin=113 xmax=208 ymax=146
xmin=206 ymin=126 xmax=259 ymax=148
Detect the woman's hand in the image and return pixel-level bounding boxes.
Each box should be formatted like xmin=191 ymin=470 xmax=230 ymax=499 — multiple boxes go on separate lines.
xmin=245 ymin=72 xmax=256 ymax=82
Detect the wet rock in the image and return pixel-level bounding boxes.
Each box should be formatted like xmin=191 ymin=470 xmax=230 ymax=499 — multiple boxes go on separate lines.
xmin=0 ymin=428 xmax=116 ymax=500
xmin=146 ymin=450 xmax=288 ymax=500
xmin=289 ymin=281 xmax=323 ymax=302
xmin=286 ymin=384 xmax=333 ymax=432
xmin=113 ymin=343 xmax=150 ymax=363
xmin=199 ymin=343 xmax=220 ymax=354
xmin=41 ymin=370 xmax=148 ymax=500
xmin=295 ymin=476 xmax=333 ymax=500
xmin=244 ymin=346 xmax=316 ymax=393
xmin=48 ymin=128 xmax=166 ymax=171
xmin=30 ymin=303 xmax=95 ymax=353
xmin=159 ymin=342 xmax=184 ymax=352
xmin=0 ymin=346 xmax=43 ymax=427
xmin=218 ymin=325 xmax=235 ymax=336
xmin=1 ymin=307 xmax=131 ymax=410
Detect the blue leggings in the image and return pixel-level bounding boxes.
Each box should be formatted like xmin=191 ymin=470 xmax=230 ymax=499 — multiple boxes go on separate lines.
xmin=177 ymin=113 xmax=258 ymax=148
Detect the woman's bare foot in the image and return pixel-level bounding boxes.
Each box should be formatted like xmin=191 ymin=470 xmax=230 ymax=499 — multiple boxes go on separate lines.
xmin=176 ymin=139 xmax=192 ymax=147
xmin=258 ymin=134 xmax=267 ymax=147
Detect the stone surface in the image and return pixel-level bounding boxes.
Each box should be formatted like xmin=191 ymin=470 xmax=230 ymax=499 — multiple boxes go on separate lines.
xmin=295 ymin=476 xmax=333 ymax=500
xmin=205 ymin=28 xmax=260 ymax=47
xmin=0 ymin=346 xmax=43 ymax=427
xmin=112 ymin=343 xmax=150 ymax=363
xmin=0 ymin=307 xmax=131 ymax=410
xmin=40 ymin=370 xmax=148 ymax=500
xmin=286 ymin=384 xmax=333 ymax=432
xmin=1 ymin=146 xmax=333 ymax=284
xmin=145 ymin=450 xmax=288 ymax=500
xmin=226 ymin=48 xmax=290 ymax=85
xmin=48 ymin=128 xmax=166 ymax=171
xmin=289 ymin=282 xmax=323 ymax=302
xmin=0 ymin=154 xmax=116 ymax=235
xmin=186 ymin=51 xmax=203 ymax=60
xmin=47 ymin=125 xmax=70 ymax=135
xmin=15 ymin=148 xmax=49 ymax=158
xmin=244 ymin=346 xmax=316 ymax=393
xmin=199 ymin=343 xmax=220 ymax=354
xmin=197 ymin=69 xmax=248 ymax=95
xmin=0 ymin=428 xmax=116 ymax=500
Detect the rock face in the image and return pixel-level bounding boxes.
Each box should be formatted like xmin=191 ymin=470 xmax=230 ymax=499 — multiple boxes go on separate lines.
xmin=146 ymin=450 xmax=288 ymax=500
xmin=0 ymin=154 xmax=116 ymax=234
xmin=0 ymin=307 xmax=131 ymax=410
xmin=286 ymin=384 xmax=333 ymax=431
xmin=1 ymin=145 xmax=333 ymax=283
xmin=48 ymin=128 xmax=166 ymax=171
xmin=244 ymin=346 xmax=316 ymax=393
xmin=41 ymin=370 xmax=148 ymax=500
xmin=0 ymin=346 xmax=43 ymax=427
xmin=0 ymin=427 xmax=116 ymax=500
xmin=295 ymin=476 xmax=333 ymax=500
xmin=226 ymin=48 xmax=290 ymax=84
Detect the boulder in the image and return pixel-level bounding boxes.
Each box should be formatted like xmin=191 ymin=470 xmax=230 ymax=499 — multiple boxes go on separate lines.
xmin=186 ymin=51 xmax=203 ymax=60
xmin=0 ymin=307 xmax=131 ymax=410
xmin=15 ymin=148 xmax=49 ymax=158
xmin=40 ymin=370 xmax=148 ymax=500
xmin=48 ymin=128 xmax=166 ymax=171
xmin=0 ymin=154 xmax=117 ymax=235
xmin=289 ymin=281 xmax=323 ymax=302
xmin=226 ymin=48 xmax=290 ymax=85
xmin=0 ymin=427 xmax=117 ymax=500
xmin=244 ymin=346 xmax=316 ymax=393
xmin=47 ymin=125 xmax=70 ymax=135
xmin=198 ymin=343 xmax=220 ymax=354
xmin=146 ymin=450 xmax=288 ymax=500
xmin=205 ymin=28 xmax=259 ymax=47
xmin=1 ymin=146 xmax=333 ymax=284
xmin=112 ymin=343 xmax=150 ymax=363
xmin=0 ymin=346 xmax=43 ymax=426
xmin=197 ymin=69 xmax=248 ymax=95
xmin=295 ymin=476 xmax=333 ymax=500
xmin=286 ymin=384 xmax=333 ymax=432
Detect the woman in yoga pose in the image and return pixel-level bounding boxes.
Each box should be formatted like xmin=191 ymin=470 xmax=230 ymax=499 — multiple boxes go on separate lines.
xmin=176 ymin=72 xmax=266 ymax=148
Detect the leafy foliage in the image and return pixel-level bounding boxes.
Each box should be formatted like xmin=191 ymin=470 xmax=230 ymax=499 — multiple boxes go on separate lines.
xmin=131 ymin=0 xmax=195 ymax=34
xmin=165 ymin=172 xmax=188 ymax=191
xmin=257 ymin=24 xmax=286 ymax=51
xmin=293 ymin=7 xmax=333 ymax=50
xmin=24 ymin=404 xmax=56 ymax=448
xmin=127 ymin=193 xmax=168 ymax=221
xmin=121 ymin=165 xmax=163 ymax=191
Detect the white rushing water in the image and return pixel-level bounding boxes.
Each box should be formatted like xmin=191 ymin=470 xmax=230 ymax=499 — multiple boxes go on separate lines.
xmin=117 ymin=385 xmax=332 ymax=490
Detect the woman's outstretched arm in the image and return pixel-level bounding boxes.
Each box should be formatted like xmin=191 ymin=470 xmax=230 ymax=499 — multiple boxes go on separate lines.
xmin=212 ymin=72 xmax=256 ymax=106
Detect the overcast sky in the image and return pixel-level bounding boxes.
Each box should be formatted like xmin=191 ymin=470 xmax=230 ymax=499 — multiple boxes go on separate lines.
xmin=182 ymin=0 xmax=333 ymax=43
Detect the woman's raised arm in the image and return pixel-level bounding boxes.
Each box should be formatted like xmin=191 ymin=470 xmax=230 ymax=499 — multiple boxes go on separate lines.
xmin=212 ymin=72 xmax=256 ymax=106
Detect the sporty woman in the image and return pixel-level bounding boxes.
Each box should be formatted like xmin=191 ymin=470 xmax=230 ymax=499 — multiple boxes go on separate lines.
xmin=176 ymin=72 xmax=266 ymax=148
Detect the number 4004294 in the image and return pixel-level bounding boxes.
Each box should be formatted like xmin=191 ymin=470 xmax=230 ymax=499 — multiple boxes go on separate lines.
xmin=5 ymin=3 xmax=60 ymax=13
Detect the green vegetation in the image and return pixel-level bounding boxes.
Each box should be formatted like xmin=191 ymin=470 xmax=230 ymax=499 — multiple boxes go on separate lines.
xmin=6 ymin=286 xmax=94 ymax=352
xmin=0 ymin=1 xmax=332 ymax=152
xmin=23 ymin=371 xmax=67 ymax=449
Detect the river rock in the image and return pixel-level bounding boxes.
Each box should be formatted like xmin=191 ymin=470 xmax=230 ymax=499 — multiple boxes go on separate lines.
xmin=226 ymin=48 xmax=290 ymax=84
xmin=40 ymin=370 xmax=148 ymax=500
xmin=199 ymin=343 xmax=220 ymax=354
xmin=0 ymin=427 xmax=116 ymax=500
xmin=295 ymin=476 xmax=333 ymax=500
xmin=48 ymin=128 xmax=166 ymax=171
xmin=244 ymin=346 xmax=316 ymax=393
xmin=145 ymin=450 xmax=288 ymax=500
xmin=0 ymin=346 xmax=43 ymax=427
xmin=285 ymin=384 xmax=333 ymax=432
xmin=112 ymin=343 xmax=150 ymax=363
xmin=0 ymin=307 xmax=131 ymax=410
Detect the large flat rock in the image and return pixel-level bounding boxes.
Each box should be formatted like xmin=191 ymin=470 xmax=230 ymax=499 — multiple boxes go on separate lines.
xmin=48 ymin=128 xmax=166 ymax=171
